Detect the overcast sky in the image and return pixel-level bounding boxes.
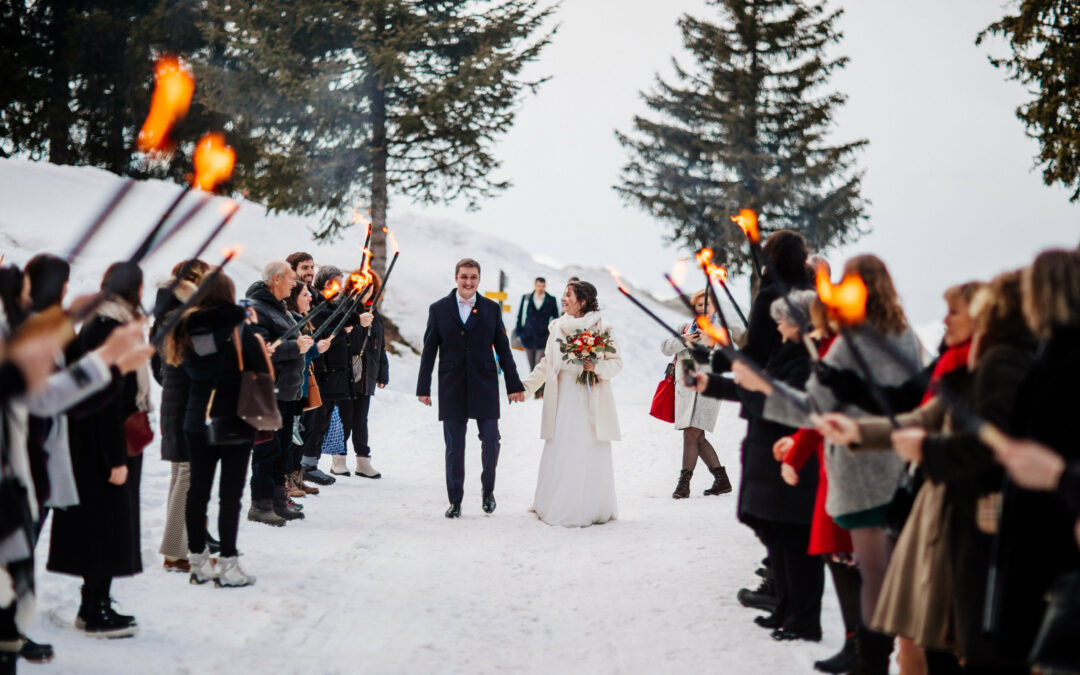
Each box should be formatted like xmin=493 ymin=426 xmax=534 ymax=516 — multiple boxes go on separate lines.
xmin=406 ymin=0 xmax=1079 ymax=325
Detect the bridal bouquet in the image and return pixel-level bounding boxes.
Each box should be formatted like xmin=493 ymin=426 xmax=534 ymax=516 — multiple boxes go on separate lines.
xmin=556 ymin=328 xmax=615 ymax=386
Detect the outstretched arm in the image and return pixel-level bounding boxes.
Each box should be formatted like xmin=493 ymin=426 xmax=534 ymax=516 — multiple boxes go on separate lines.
xmin=493 ymin=308 xmax=524 ymax=397
xmin=416 ymin=305 xmax=440 ymax=403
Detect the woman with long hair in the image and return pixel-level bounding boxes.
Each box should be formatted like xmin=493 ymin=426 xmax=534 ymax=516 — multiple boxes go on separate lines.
xmin=284 ymin=281 xmax=329 ymax=497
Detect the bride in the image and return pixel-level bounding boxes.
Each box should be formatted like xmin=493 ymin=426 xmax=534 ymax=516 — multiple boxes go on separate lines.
xmin=522 ymin=280 xmax=621 ymax=527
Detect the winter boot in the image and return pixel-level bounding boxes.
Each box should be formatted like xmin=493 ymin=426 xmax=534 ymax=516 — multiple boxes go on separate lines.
xmin=329 ymin=455 xmax=350 ymax=476
xmin=75 ymin=588 xmax=136 ymax=639
xmin=295 ymin=471 xmax=319 ymax=495
xmin=737 ymin=578 xmax=779 ymax=612
xmin=0 ymin=649 xmax=16 ymax=675
xmin=273 ymin=486 xmax=305 ymax=521
xmin=703 ymin=466 xmax=733 ymax=495
xmin=302 ymin=465 xmax=335 ymax=486
xmin=355 ymin=456 xmax=382 ymax=479
xmin=814 ymin=634 xmax=859 ymax=673
xmin=286 ymin=471 xmax=306 ymax=498
xmin=672 ymin=470 xmax=693 ymax=499
xmin=188 ymin=548 xmax=217 ymax=585
xmin=850 ymin=626 xmax=893 ymax=675
xmin=18 ymin=637 xmax=54 ymax=663
xmin=214 ymin=556 xmax=256 ymax=588
xmin=247 ymin=499 xmax=286 ymax=527
xmin=163 ymin=556 xmax=190 ymax=573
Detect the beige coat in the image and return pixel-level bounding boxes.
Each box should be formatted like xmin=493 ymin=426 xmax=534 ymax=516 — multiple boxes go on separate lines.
xmin=661 ymin=327 xmax=720 ymax=431
xmin=521 ymin=312 xmax=622 ymax=442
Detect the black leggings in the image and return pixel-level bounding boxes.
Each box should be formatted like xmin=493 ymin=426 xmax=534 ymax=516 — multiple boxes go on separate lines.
xmin=339 ymin=396 xmax=373 ymax=457
xmin=186 ymin=431 xmax=251 ymax=558
xmin=826 ymin=558 xmax=862 ymax=636
xmin=681 ymin=427 xmax=720 ymax=471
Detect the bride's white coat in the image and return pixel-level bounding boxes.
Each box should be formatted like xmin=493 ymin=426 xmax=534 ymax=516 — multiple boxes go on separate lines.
xmin=521 ymin=311 xmax=622 ymax=442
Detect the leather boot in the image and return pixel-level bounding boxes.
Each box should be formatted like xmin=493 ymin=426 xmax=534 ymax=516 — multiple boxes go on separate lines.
xmin=246 ymin=499 xmax=286 ymax=527
xmin=850 ymin=625 xmax=893 ymax=675
xmin=703 ymin=466 xmax=733 ymax=495
xmin=672 ymin=469 xmax=692 ymax=499
xmin=273 ymin=486 xmax=304 ymax=521
xmin=286 ymin=471 xmax=306 ymax=498
xmin=814 ymin=634 xmax=859 ymax=673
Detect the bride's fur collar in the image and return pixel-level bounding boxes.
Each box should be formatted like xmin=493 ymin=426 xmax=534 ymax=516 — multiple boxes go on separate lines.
xmin=551 ymin=311 xmax=603 ymax=336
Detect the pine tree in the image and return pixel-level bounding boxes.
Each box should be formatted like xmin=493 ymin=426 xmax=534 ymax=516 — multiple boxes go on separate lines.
xmin=978 ymin=1 xmax=1080 ymax=202
xmin=615 ymin=0 xmax=868 ymax=280
xmin=197 ymin=0 xmax=557 ymax=275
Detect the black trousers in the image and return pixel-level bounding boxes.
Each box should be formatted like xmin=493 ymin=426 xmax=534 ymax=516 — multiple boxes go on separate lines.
xmin=250 ymin=400 xmax=296 ymax=500
xmin=185 ymin=431 xmax=251 ymax=558
xmin=339 ymin=395 xmax=372 ymax=457
xmin=298 ymin=405 xmax=330 ymax=466
xmin=757 ymin=519 xmax=824 ymax=634
xmin=442 ymin=418 xmax=500 ymax=505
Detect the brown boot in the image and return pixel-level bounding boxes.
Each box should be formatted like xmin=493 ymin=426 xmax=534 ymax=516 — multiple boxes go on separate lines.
xmin=287 ymin=471 xmax=306 ymax=498
xmin=704 ymin=466 xmax=733 ymax=496
xmin=672 ymin=469 xmax=693 ymax=499
xmin=299 ymin=475 xmax=319 ymax=495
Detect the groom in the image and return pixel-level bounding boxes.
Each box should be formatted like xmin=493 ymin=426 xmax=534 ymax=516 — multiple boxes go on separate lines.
xmin=417 ymin=258 xmax=525 ymax=518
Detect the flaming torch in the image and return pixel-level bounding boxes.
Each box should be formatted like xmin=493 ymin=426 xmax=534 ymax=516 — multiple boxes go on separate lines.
xmin=731 ymin=208 xmax=764 ymax=279
xmin=151 ymin=245 xmax=241 ymax=347
xmin=357 ymin=229 xmax=401 ymax=356
xmin=328 ymin=268 xmax=374 ymax=339
xmin=608 ymin=267 xmax=710 ymax=362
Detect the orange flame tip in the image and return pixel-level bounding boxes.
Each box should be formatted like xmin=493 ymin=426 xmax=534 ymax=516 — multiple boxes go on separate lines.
xmin=221 ymin=244 xmax=242 ymax=258
xmin=815 ymin=263 xmax=868 ymax=325
xmin=695 ymin=248 xmax=714 ymax=266
xmin=695 ymin=316 xmax=730 ymax=346
xmin=731 ymin=209 xmax=761 ymax=245
xmin=606 ymin=266 xmax=628 ymax=293
xmin=218 ymin=199 xmax=239 ymax=215
xmin=387 ymin=230 xmax=400 ymax=255
xmin=193 ymin=133 xmax=236 ymax=191
xmin=137 ymin=56 xmax=195 ymax=153
xmin=712 ymin=265 xmax=728 ymax=284
xmin=322 ymin=280 xmax=342 ymax=299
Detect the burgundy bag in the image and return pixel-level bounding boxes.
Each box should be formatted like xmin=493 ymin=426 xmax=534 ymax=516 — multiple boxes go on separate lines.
xmin=124 ymin=410 xmax=154 ymax=457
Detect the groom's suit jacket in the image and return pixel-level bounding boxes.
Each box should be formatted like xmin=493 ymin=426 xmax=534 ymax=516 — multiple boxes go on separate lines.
xmin=417 ymin=289 xmax=524 ymax=421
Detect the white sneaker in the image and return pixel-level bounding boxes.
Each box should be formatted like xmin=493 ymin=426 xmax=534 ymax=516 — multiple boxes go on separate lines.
xmin=355 ymin=456 xmax=382 ymax=479
xmin=188 ymin=548 xmax=217 ymax=585
xmin=214 ymin=556 xmax=256 ymax=588
xmin=329 ymin=455 xmax=350 ymax=476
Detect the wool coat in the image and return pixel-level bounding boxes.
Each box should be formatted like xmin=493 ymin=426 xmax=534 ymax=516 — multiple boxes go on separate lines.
xmin=661 ymin=324 xmax=720 ymax=431
xmin=348 ymin=309 xmax=389 ymax=397
xmin=416 ymin=290 xmax=523 ymax=421
xmin=521 ymin=312 xmax=623 ymax=442
xmin=310 ymin=294 xmax=357 ymax=402
xmin=151 ymin=280 xmax=197 ymax=462
xmin=514 ymin=292 xmax=560 ymax=350
xmin=245 ymin=281 xmax=305 ymax=402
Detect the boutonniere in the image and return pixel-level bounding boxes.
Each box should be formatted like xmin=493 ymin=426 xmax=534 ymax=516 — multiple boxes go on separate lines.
xmin=472 ymin=309 xmax=478 ymax=314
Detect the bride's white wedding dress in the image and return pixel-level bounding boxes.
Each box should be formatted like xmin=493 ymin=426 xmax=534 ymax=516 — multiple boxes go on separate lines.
xmin=532 ymin=371 xmax=619 ymax=527
xmin=523 ymin=311 xmax=622 ymax=528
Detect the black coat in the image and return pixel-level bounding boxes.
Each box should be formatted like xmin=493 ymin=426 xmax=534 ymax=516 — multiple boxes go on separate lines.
xmin=48 ymin=314 xmax=142 ymax=579
xmin=349 ymin=310 xmax=389 ymax=397
xmin=709 ymin=340 xmax=817 ymax=525
xmin=514 ymin=293 xmax=560 ymax=350
xmin=986 ymin=325 xmax=1080 ymax=665
xmin=245 ymin=281 xmax=305 ymax=402
xmin=416 ymin=290 xmax=523 ymax=421
xmin=151 ymin=285 xmax=190 ymax=462
xmin=311 ymin=295 xmax=358 ymax=402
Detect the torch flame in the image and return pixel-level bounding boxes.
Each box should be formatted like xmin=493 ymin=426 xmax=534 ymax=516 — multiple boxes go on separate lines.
xmin=713 ymin=265 xmax=728 ymax=284
xmin=696 ymin=248 xmax=714 ymax=267
xmin=218 ymin=199 xmax=239 ymax=216
xmin=193 ymin=133 xmax=235 ymax=191
xmin=695 ymin=315 xmax=731 ymax=346
xmin=731 ymin=209 xmax=761 ymax=245
xmin=670 ymin=258 xmax=689 ymax=287
xmin=221 ymin=244 xmax=242 ymax=259
xmin=322 ymin=280 xmax=342 ymax=299
xmin=606 ymin=266 xmax=628 ymax=293
xmin=387 ymin=230 xmax=400 ymax=256
xmin=137 ymin=56 xmax=195 ymax=153
xmin=815 ymin=263 xmax=868 ymax=325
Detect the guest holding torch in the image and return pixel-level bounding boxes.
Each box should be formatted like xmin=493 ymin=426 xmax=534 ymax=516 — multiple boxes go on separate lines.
xmin=245 ymin=262 xmax=311 ymax=524
xmin=659 ymin=289 xmax=731 ymax=499
xmin=343 ymin=270 xmax=389 ymax=479
xmin=301 ymin=266 xmax=347 ymax=485
xmin=284 ymin=280 xmax=330 ymax=497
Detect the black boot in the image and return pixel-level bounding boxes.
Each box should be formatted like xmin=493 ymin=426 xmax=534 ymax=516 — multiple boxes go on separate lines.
xmin=813 ymin=634 xmax=858 ymax=673
xmin=703 ymin=466 xmax=732 ymax=495
xmin=75 ymin=587 xmax=136 ymax=639
xmin=672 ymin=470 xmax=692 ymax=499
xmin=272 ymin=486 xmax=304 ymax=521
xmin=0 ymin=650 xmax=16 ymax=675
xmin=850 ymin=626 xmax=892 ymax=675
xmin=18 ymin=636 xmax=54 ymax=663
xmin=737 ymin=578 xmax=779 ymax=612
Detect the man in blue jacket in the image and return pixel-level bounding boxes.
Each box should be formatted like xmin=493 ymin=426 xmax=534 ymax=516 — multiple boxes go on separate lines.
xmin=514 ymin=277 xmax=560 ymax=395
xmin=417 ymin=258 xmax=525 ymax=518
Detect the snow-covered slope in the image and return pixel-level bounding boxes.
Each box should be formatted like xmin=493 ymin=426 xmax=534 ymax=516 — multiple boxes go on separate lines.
xmin=0 ymin=158 xmax=843 ymax=674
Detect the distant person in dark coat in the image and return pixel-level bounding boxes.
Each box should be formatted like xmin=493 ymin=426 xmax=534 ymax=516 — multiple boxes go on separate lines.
xmin=514 ymin=277 xmax=560 ymax=378
xmin=340 ymin=270 xmax=389 ymax=479
xmin=417 ymin=258 xmax=525 ymax=518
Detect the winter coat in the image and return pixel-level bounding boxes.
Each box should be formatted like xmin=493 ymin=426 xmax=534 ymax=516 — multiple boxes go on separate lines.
xmin=416 ymin=290 xmax=524 ymax=421
xmin=521 ymin=312 xmax=623 ymax=442
xmin=514 ymin=292 xmax=560 ymax=350
xmin=763 ymin=327 xmax=921 ymax=519
xmin=715 ymin=269 xmax=813 ymax=373
xmin=986 ymin=325 xmax=1080 ymax=666
xmin=151 ymin=280 xmax=197 ymax=462
xmin=661 ymin=323 xmax=720 ymax=431
xmin=708 ymin=339 xmax=817 ymax=525
xmin=310 ymin=294 xmax=357 ymax=402
xmin=348 ymin=309 xmax=389 ymax=398
xmin=245 ymin=281 xmax=305 ymax=402
xmin=48 ymin=306 xmax=143 ymax=579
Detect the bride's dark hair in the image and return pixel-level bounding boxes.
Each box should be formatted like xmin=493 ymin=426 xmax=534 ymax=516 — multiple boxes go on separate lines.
xmin=568 ymin=280 xmax=599 ymax=313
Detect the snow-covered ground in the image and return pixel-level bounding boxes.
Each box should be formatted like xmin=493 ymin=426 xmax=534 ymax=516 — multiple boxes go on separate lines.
xmin=1 ymin=157 xmax=843 ymax=673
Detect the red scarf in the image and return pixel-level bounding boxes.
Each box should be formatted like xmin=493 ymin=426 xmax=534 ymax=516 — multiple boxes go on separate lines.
xmin=921 ymin=339 xmax=971 ymax=404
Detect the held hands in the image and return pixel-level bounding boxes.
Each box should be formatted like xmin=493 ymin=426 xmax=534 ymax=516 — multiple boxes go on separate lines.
xmin=815 ymin=413 xmax=862 ymax=445
xmin=108 ymin=465 xmax=128 ymax=486
xmin=994 ymin=438 xmax=1066 ymax=491
xmin=359 ymin=312 xmax=374 ymax=328
xmin=296 ymin=335 xmax=314 ymax=355
xmin=508 ymin=391 xmax=526 ymax=403
xmin=890 ymin=427 xmax=926 ymax=464
xmin=732 ymin=360 xmax=772 ymax=394
xmin=417 ymin=396 xmax=432 ymax=406
xmin=773 ymin=436 xmax=794 ymax=462
xmin=316 ymin=339 xmax=332 ymax=354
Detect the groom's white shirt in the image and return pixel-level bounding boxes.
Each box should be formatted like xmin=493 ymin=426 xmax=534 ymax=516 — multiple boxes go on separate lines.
xmin=455 ymin=291 xmax=475 ymax=324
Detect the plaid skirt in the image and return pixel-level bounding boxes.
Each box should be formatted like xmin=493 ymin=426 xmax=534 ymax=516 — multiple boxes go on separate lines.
xmin=321 ymin=405 xmax=346 ymax=455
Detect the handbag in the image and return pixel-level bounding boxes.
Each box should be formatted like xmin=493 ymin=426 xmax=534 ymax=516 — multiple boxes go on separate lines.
xmin=649 ymin=361 xmax=676 ymax=423
xmin=236 ymin=330 xmax=283 ymax=431
xmin=301 ymin=365 xmax=322 ymax=411
xmin=124 ymin=410 xmax=154 ymax=457
xmin=1029 ymin=572 xmax=1080 ymax=673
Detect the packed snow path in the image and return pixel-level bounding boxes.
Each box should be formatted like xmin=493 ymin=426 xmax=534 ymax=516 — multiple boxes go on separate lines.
xmin=33 ymin=356 xmax=842 ymax=674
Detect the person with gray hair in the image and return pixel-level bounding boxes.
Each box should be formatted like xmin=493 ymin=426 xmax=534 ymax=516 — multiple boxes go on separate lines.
xmin=769 ymin=289 xmax=818 ymax=336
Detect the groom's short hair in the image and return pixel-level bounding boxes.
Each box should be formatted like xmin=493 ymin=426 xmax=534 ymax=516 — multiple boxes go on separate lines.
xmin=455 ymin=258 xmax=481 ymax=276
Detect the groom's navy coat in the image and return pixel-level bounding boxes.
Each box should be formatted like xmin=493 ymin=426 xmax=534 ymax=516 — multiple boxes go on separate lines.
xmin=416 ymin=290 xmax=524 ymax=421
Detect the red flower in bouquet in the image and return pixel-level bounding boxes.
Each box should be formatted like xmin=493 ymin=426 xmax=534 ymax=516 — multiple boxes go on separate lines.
xmin=556 ymin=329 xmax=616 ymax=386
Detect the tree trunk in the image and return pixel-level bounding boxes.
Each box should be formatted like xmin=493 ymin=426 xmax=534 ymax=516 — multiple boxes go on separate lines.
xmin=46 ymin=6 xmax=72 ymax=165
xmin=369 ymin=77 xmax=388 ymax=279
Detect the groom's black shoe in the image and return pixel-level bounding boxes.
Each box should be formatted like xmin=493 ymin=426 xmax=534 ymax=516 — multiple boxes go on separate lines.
xmin=482 ymin=492 xmax=496 ymax=514
xmin=445 ymin=503 xmax=462 ymax=519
